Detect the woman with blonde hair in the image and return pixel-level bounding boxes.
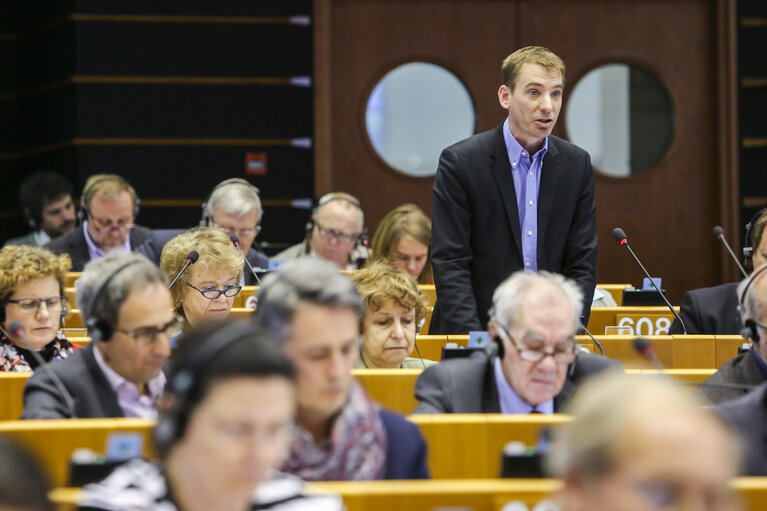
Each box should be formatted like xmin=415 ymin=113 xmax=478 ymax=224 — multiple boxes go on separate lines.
xmin=160 ymin=228 xmax=244 ymax=331
xmin=352 ymin=260 xmax=436 ymax=369
xmin=370 ymin=204 xmax=433 ymax=284
xmin=0 ymin=245 xmax=74 ymax=371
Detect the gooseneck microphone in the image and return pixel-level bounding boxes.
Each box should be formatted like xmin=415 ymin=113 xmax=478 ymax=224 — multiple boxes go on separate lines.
xmin=168 ymin=251 xmax=199 ymax=290
xmin=713 ymin=226 xmax=749 ymax=279
xmin=230 ymin=235 xmax=262 ymax=286
xmin=612 ymin=227 xmax=688 ymax=335
xmin=8 ymin=321 xmax=78 ymax=419
xmin=578 ymin=321 xmax=605 ymax=356
xmin=632 ymin=337 xmax=664 ymax=370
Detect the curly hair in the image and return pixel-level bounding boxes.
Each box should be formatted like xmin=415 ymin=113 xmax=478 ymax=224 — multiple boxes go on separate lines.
xmin=160 ymin=228 xmax=245 ymax=314
xmin=370 ymin=204 xmax=433 ymax=284
xmin=0 ymin=245 xmax=71 ymax=308
xmin=352 ymin=260 xmax=428 ymax=331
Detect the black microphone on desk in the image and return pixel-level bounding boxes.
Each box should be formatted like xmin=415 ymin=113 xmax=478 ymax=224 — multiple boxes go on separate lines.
xmin=168 ymin=251 xmax=199 ymax=290
xmin=230 ymin=235 xmax=262 ymax=286
xmin=612 ymin=227 xmax=687 ymax=335
xmin=713 ymin=226 xmax=749 ymax=279
xmin=632 ymin=337 xmax=665 ymax=370
xmin=7 ymin=321 xmax=78 ymax=419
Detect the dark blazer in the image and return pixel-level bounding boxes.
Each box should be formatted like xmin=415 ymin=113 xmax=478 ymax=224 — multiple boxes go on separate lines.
xmin=46 ymin=225 xmax=152 ymax=271
xmin=430 ymin=124 xmax=597 ymax=334
xmin=716 ymin=382 xmax=767 ymax=476
xmin=701 ymin=348 xmax=765 ymax=405
xmin=380 ymin=409 xmax=429 ymax=479
xmin=669 ymin=282 xmax=741 ymax=335
xmin=135 ymin=228 xmax=270 ymax=286
xmin=413 ymin=345 xmax=619 ymax=414
xmin=20 ymin=343 xmax=123 ymax=419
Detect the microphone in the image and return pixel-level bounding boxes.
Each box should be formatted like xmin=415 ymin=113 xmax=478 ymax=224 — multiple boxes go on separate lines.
xmin=632 ymin=337 xmax=665 ymax=370
xmin=578 ymin=321 xmax=605 ymax=356
xmin=230 ymin=235 xmax=262 ymax=286
xmin=168 ymin=251 xmax=199 ymax=290
xmin=8 ymin=321 xmax=78 ymax=419
xmin=612 ymin=227 xmax=687 ymax=334
xmin=713 ymin=226 xmax=749 ymax=279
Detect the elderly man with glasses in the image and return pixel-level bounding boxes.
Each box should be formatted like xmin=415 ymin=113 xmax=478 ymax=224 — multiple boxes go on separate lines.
xmin=414 ymin=271 xmax=617 ymax=414
xmin=21 ymin=253 xmax=178 ymax=419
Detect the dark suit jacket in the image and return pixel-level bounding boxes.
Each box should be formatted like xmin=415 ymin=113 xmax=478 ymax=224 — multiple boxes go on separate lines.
xmin=20 ymin=343 xmax=123 ymax=419
xmin=380 ymin=409 xmax=429 ymax=479
xmin=701 ymin=348 xmax=764 ymax=405
xmin=430 ymin=124 xmax=597 ymax=334
xmin=669 ymin=282 xmax=741 ymax=335
xmin=716 ymin=382 xmax=767 ymax=475
xmin=46 ymin=225 xmax=152 ymax=271
xmin=412 ymin=345 xmax=619 ymax=414
xmin=135 ymin=228 xmax=270 ymax=286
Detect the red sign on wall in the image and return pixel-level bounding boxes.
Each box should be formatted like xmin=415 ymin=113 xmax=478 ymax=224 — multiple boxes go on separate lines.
xmin=245 ymin=153 xmax=267 ymax=175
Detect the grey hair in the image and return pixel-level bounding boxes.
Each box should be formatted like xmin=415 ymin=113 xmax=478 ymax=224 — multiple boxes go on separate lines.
xmin=738 ymin=270 xmax=766 ymax=322
xmin=253 ymin=257 xmax=364 ymax=338
xmin=490 ymin=270 xmax=583 ymax=331
xmin=75 ymin=252 xmax=168 ymax=331
xmin=204 ymin=180 xmax=263 ymax=219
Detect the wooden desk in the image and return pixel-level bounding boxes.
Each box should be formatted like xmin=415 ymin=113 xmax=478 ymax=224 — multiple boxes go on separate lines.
xmin=353 ymin=369 xmax=420 ymax=415
xmin=0 ymin=373 xmax=29 ymax=421
xmin=0 ymin=419 xmax=155 ymax=488
xmin=597 ymin=283 xmax=632 ymax=306
xmin=586 ymin=306 xmax=679 ymax=336
xmin=65 ymin=273 xmax=82 ymax=288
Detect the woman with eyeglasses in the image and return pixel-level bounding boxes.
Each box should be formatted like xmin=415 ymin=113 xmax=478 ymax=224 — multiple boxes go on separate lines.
xmin=0 ymin=245 xmax=74 ymax=371
xmin=161 ymin=228 xmax=244 ymax=333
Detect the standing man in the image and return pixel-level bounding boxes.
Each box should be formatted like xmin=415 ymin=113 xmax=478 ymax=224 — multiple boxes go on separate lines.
xmin=430 ymin=46 xmax=597 ymax=334
xmin=46 ymin=174 xmax=151 ymax=271
xmin=5 ymin=171 xmax=77 ymax=247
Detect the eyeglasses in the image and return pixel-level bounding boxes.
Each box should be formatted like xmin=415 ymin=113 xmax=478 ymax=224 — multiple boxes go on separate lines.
xmin=89 ymin=216 xmax=134 ymax=233
xmin=497 ymin=324 xmax=576 ymax=364
xmin=315 ymin=222 xmax=359 ymax=243
xmin=112 ymin=314 xmax=184 ymax=347
xmin=187 ymin=283 xmax=242 ymax=300
xmin=210 ymin=221 xmax=260 ymax=238
xmin=6 ymin=296 xmax=67 ymax=315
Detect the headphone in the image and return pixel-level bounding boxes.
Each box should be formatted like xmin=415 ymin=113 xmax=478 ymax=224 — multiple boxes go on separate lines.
xmin=22 ymin=206 xmax=37 ymax=230
xmin=743 ymin=209 xmax=767 ymax=261
xmin=738 ymin=263 xmax=767 ymax=341
xmin=154 ymin=321 xmax=251 ymax=454
xmin=305 ymin=192 xmax=367 ymax=244
xmin=79 ymin=175 xmax=141 ymax=222
xmin=199 ymin=178 xmax=262 ymax=232
xmin=85 ymin=260 xmax=142 ymax=342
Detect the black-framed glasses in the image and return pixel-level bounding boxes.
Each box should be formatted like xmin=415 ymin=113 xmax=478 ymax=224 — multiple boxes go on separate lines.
xmin=497 ymin=323 xmax=576 ymax=364
xmin=210 ymin=220 xmax=260 ymax=238
xmin=187 ymin=283 xmax=242 ymax=300
xmin=6 ymin=296 xmax=68 ymax=315
xmin=112 ymin=314 xmax=183 ymax=347
xmin=89 ymin=217 xmax=135 ymax=233
xmin=315 ymin=222 xmax=359 ymax=243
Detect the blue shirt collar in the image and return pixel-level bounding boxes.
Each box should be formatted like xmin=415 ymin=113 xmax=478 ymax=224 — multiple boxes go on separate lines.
xmin=493 ymin=357 xmax=554 ymax=414
xmin=752 ymin=346 xmax=767 ymax=379
xmin=502 ymin=117 xmax=549 ymax=168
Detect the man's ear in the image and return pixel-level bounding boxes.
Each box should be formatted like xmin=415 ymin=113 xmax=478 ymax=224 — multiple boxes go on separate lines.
xmin=498 ymin=85 xmax=511 ymax=109
xmin=488 ymin=321 xmax=499 ymax=339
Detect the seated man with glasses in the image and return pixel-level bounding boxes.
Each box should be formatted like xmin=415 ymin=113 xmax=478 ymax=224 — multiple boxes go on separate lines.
xmin=136 ymin=178 xmax=268 ymax=285
xmin=414 ymin=271 xmax=618 ymax=414
xmin=21 ymin=253 xmax=177 ymax=419
xmin=274 ymin=192 xmax=369 ymax=270
xmin=46 ymin=174 xmax=151 ymax=271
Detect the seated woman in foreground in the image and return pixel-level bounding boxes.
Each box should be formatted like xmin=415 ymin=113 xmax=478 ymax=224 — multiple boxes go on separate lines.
xmin=370 ymin=203 xmax=433 ymax=284
xmin=352 ymin=260 xmax=436 ymax=369
xmin=79 ymin=320 xmax=342 ymax=511
xmin=0 ymin=245 xmax=74 ymax=371
xmin=160 ymin=228 xmax=244 ymax=333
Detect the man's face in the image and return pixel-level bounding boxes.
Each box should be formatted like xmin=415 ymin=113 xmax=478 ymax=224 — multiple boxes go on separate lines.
xmin=749 ymin=274 xmax=767 ymax=362
xmin=568 ymin=410 xmax=737 ymax=511
xmin=97 ymin=282 xmax=173 ymax=388
xmin=498 ymin=62 xmax=563 ymax=154
xmin=39 ymin=194 xmax=76 ymax=238
xmin=492 ymin=284 xmax=574 ymax=406
xmin=310 ymin=201 xmax=362 ymax=268
xmin=85 ymin=190 xmax=135 ymax=250
xmin=283 ymin=304 xmax=359 ymax=425
xmin=752 ymin=224 xmax=767 ymax=272
xmin=211 ymin=206 xmax=260 ymax=254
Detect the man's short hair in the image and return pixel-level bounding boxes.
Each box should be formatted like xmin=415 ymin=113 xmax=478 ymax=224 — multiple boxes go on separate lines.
xmin=545 ymin=372 xmax=737 ymax=482
xmin=81 ymin=174 xmax=139 ymax=209
xmin=490 ymin=271 xmax=583 ymax=332
xmin=204 ymin=178 xmax=263 ymax=220
xmin=313 ymin=192 xmax=365 ymax=231
xmin=76 ymin=252 xmax=167 ymax=334
xmin=750 ymin=209 xmax=767 ymax=259
xmin=501 ymin=46 xmax=565 ymax=91
xmin=19 ymin=171 xmax=74 ymax=226
xmin=253 ymin=257 xmax=364 ymax=337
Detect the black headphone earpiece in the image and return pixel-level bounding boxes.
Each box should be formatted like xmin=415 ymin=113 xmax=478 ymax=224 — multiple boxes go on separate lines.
xmin=86 ymin=260 xmax=142 ymax=343
xmin=154 ymin=322 xmax=251 ymax=455
xmin=741 ymin=319 xmax=758 ymax=342
xmin=22 ymin=207 xmax=37 ymax=230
